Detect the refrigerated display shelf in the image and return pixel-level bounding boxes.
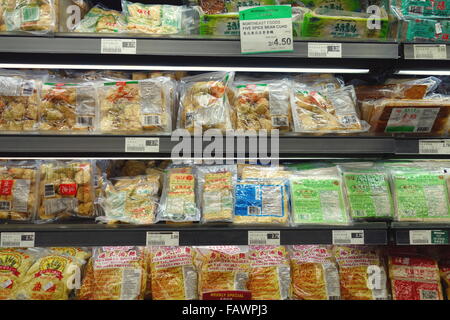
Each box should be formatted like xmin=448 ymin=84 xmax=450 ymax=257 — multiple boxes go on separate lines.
xmin=393 ymin=222 xmax=450 ymax=245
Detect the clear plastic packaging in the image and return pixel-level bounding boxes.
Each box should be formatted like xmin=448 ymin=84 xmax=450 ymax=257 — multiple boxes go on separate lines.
xmin=178 ymin=71 xmax=234 ymax=133
xmin=49 ymin=247 xmax=91 ymax=261
xmin=73 ymin=4 xmax=126 ymax=33
xmin=289 ymin=245 xmax=341 ymax=300
xmin=292 ymin=73 xmax=344 ymax=91
xmin=98 ymin=78 xmax=173 ymax=134
xmin=4 ymin=0 xmax=57 ymax=34
xmin=196 ymin=164 xmax=237 ymax=223
xmin=241 ymin=165 xmax=292 ymax=180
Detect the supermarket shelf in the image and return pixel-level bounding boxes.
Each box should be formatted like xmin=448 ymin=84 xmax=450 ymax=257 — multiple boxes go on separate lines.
xmin=392 ymin=222 xmax=450 ymax=245
xmin=0 ymin=222 xmax=388 ymax=246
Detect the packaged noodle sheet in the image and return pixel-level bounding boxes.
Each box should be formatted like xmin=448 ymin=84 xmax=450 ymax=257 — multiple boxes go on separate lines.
xmin=38 ymin=160 xmax=95 ymax=221
xmin=157 ymin=167 xmax=200 ymax=222
xmin=178 ymin=72 xmax=234 ymax=133
xmin=234 ymin=178 xmax=289 ymax=225
xmin=78 ymin=246 xmax=147 ymax=300
xmin=333 ymin=246 xmax=389 ymax=300
xmin=4 ymin=0 xmax=57 ymax=33
xmin=99 ymin=78 xmax=172 ymax=134
xmin=289 ymin=245 xmax=340 ymax=300
xmin=389 ymin=255 xmax=443 ymax=300
xmin=248 ymin=245 xmax=290 ymax=300
xmin=241 ymin=165 xmax=292 ymax=180
xmin=232 ymin=79 xmax=292 ymax=132
xmin=99 ymin=174 xmax=160 ymax=225
xmin=49 ymin=247 xmax=91 ymax=261
xmin=195 ymin=246 xmax=250 ymax=299
xmin=196 ymin=165 xmax=237 ymax=223
xmin=39 ymin=82 xmax=97 ymax=132
xmin=150 ymin=246 xmax=197 ymax=300
xmin=0 ymin=161 xmax=38 ymax=221
xmin=390 ymin=167 xmax=450 ymax=222
xmin=289 ymin=168 xmax=349 ymax=225
xmin=74 ymin=5 xmax=126 ymax=33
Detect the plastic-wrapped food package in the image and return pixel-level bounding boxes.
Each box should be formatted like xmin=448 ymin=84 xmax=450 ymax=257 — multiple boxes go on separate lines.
xmin=196 ymin=165 xmax=237 ymax=223
xmin=98 ymin=78 xmax=173 ymax=134
xmin=39 ymin=82 xmax=97 ymax=133
xmin=4 ymin=0 xmax=57 ymax=34
xmin=234 ymin=178 xmax=289 ymax=225
xmin=388 ymin=255 xmax=443 ymax=300
xmin=440 ymin=259 xmax=450 ymax=299
xmin=289 ymin=245 xmax=340 ymax=300
xmin=231 ymin=79 xmax=292 ymax=132
xmin=74 ymin=5 xmax=126 ymax=33
xmin=248 ymin=245 xmax=290 ymax=300
xmin=390 ymin=166 xmax=450 ymax=222
xmin=49 ymin=247 xmax=91 ymax=261
xmin=333 ymin=246 xmax=389 ymax=300
xmin=287 ymin=0 xmax=363 ymax=11
xmin=289 ymin=168 xmax=349 ymax=225
xmin=98 ymin=174 xmax=160 ymax=225
xmin=178 ymin=72 xmax=234 ymax=133
xmin=355 ymin=84 xmax=430 ymax=101
xmin=404 ymin=18 xmax=450 ymax=42
xmin=292 ymin=73 xmax=344 ymax=91
xmin=149 ymin=246 xmax=197 ymax=300
xmin=397 ymin=0 xmax=450 ymax=18
xmin=198 ymin=11 xmax=240 ymax=36
xmin=0 ymin=0 xmax=12 ymax=31
xmin=241 ymin=165 xmax=292 ymax=180
xmin=38 ymin=160 xmax=95 ymax=221
xmin=78 ymin=246 xmax=147 ymax=300
xmin=0 ymin=161 xmax=39 ymax=221
xmin=291 ymin=84 xmax=368 ymax=134
xmin=339 ymin=164 xmax=394 ymax=220
xmin=157 ymin=167 xmax=200 ymax=222
xmin=194 ymin=246 xmax=250 ymax=300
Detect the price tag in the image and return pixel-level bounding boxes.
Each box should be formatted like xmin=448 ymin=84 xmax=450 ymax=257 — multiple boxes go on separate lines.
xmin=101 ymin=39 xmax=137 ymax=55
xmin=409 ymin=230 xmax=449 ymax=245
xmin=125 ymin=138 xmax=160 ymax=153
xmin=332 ymin=230 xmax=364 ymax=245
xmin=239 ymin=5 xmax=293 ymax=54
xmin=248 ymin=231 xmax=280 ymax=245
xmin=308 ymin=43 xmax=342 ymax=58
xmin=419 ymin=139 xmax=450 ymax=154
xmin=413 ymin=44 xmax=447 ymax=59
xmin=1 ymin=232 xmax=35 ymax=247
xmin=146 ymin=232 xmax=179 ymax=246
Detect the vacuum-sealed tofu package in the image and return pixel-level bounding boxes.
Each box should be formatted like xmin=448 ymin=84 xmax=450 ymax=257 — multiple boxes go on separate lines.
xmin=4 ymin=0 xmax=57 ymax=34
xmin=38 ymin=160 xmax=95 ymax=221
xmin=289 ymin=245 xmax=340 ymax=300
xmin=248 ymin=245 xmax=290 ymax=300
xmin=78 ymin=246 xmax=147 ymax=300
xmin=157 ymin=166 xmax=200 ymax=222
xmin=39 ymin=82 xmax=97 ymax=133
xmin=74 ymin=5 xmax=126 ymax=33
xmin=333 ymin=246 xmax=389 ymax=300
xmin=196 ymin=165 xmax=237 ymax=223
xmin=234 ymin=178 xmax=289 ymax=225
xmin=194 ymin=246 xmax=250 ymax=300
xmin=98 ymin=78 xmax=173 ymax=134
xmin=291 ymin=84 xmax=368 ymax=134
xmin=241 ymin=165 xmax=292 ymax=180
xmin=98 ymin=174 xmax=160 ymax=225
xmin=149 ymin=246 xmax=197 ymax=300
xmin=289 ymin=167 xmax=349 ymax=225
xmin=178 ymin=72 xmax=234 ymax=133
xmin=0 ymin=160 xmax=39 ymax=221
xmin=231 ymin=79 xmax=292 ymax=132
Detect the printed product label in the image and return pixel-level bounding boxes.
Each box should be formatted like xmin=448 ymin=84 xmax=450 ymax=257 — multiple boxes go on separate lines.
xmin=202 ymin=290 xmax=252 ymax=300
xmin=235 ymin=183 xmax=284 ymax=217
xmin=151 ymin=247 xmax=192 ymax=269
xmin=21 ymin=6 xmax=40 ymax=22
xmin=0 ymin=180 xmax=13 ymax=196
xmin=59 ymin=184 xmax=77 ymax=196
xmin=386 ymin=108 xmax=440 ymax=133
xmin=120 ymin=268 xmax=142 ymax=300
xmin=165 ymin=173 xmax=197 ymax=220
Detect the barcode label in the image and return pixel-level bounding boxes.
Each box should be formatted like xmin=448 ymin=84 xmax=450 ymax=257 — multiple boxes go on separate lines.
xmin=419 ymin=140 xmax=450 ymax=154
xmin=22 ymin=80 xmax=34 ymax=96
xmin=420 ymin=289 xmax=439 ymax=300
xmin=0 ymin=201 xmax=10 ymax=211
xmin=248 ymin=231 xmax=280 ymax=245
xmin=308 ymin=43 xmax=342 ymax=58
xmin=339 ymin=115 xmax=359 ymax=125
xmin=143 ymin=115 xmax=161 ymax=126
xmin=146 ymin=232 xmax=179 ymax=246
xmin=77 ymin=116 xmax=94 ymax=127
xmin=247 ymin=206 xmax=261 ymax=216
xmin=414 ymin=44 xmax=447 ymax=59
xmin=409 ymin=5 xmax=424 ymax=14
xmin=44 ymin=184 xmax=55 ymax=197
xmin=0 ymin=232 xmax=35 ymax=247
xmin=271 ymin=116 xmax=288 ymax=127
xmin=125 ymin=138 xmax=159 ymax=153
xmin=332 ymin=230 xmax=364 ymax=245
xmin=101 ymin=39 xmax=137 ymax=55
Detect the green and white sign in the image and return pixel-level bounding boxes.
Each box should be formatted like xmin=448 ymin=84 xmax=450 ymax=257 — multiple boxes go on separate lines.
xmin=409 ymin=230 xmax=449 ymax=245
xmin=239 ymin=5 xmax=293 ymax=54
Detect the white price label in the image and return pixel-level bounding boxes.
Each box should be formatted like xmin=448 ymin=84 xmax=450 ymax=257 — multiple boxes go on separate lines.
xmin=125 ymin=138 xmax=160 ymax=153
xmin=419 ymin=139 xmax=450 ymax=154
xmin=248 ymin=231 xmax=280 ymax=245
xmin=413 ymin=44 xmax=447 ymax=59
xmin=409 ymin=230 xmax=432 ymax=245
xmin=101 ymin=39 xmax=137 ymax=55
xmin=146 ymin=232 xmax=179 ymax=246
xmin=239 ymin=5 xmax=293 ymax=54
xmin=308 ymin=43 xmax=342 ymax=58
xmin=332 ymin=230 xmax=364 ymax=245
xmin=1 ymin=232 xmax=35 ymax=247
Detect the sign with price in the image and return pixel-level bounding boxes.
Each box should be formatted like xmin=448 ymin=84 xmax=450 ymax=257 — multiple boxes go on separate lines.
xmin=239 ymin=5 xmax=293 ymax=54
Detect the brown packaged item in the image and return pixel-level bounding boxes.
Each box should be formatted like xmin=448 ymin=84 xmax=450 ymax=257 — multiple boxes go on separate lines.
xmin=355 ymin=84 xmax=428 ymax=101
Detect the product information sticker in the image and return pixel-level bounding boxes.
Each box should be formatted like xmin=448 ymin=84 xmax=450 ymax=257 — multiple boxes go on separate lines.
xmin=239 ymin=5 xmax=293 ymax=54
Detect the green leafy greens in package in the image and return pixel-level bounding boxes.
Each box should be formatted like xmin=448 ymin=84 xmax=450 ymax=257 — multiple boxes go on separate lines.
xmin=4 ymin=0 xmax=57 ymax=34
xmin=74 ymin=5 xmax=126 ymax=33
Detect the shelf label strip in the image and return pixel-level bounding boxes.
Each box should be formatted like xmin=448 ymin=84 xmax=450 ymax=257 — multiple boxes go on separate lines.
xmin=146 ymin=231 xmax=179 ymax=246
xmin=248 ymin=231 xmax=280 ymax=245
xmin=332 ymin=230 xmax=364 ymax=245
xmin=308 ymin=42 xmax=342 ymax=58
xmin=409 ymin=230 xmax=448 ymax=245
xmin=413 ymin=44 xmax=447 ymax=59
xmin=125 ymin=137 xmax=160 ymax=153
xmin=0 ymin=232 xmax=35 ymax=247
xmin=419 ymin=139 xmax=450 ymax=154
xmin=101 ymin=39 xmax=137 ymax=55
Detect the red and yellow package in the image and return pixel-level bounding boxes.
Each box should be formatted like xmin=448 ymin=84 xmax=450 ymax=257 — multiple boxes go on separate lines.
xmin=149 ymin=246 xmax=197 ymax=300
xmin=248 ymin=246 xmax=290 ymax=300
xmin=389 ymin=255 xmax=443 ymax=300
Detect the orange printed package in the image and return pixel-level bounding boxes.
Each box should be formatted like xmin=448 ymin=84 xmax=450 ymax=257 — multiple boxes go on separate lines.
xmin=78 ymin=246 xmax=147 ymax=300
xmin=333 ymin=246 xmax=389 ymax=300
xmin=194 ymin=246 xmax=250 ymax=300
xmin=248 ymin=246 xmax=290 ymax=300
xmin=149 ymin=246 xmax=197 ymax=300
xmin=289 ymin=245 xmax=340 ymax=300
